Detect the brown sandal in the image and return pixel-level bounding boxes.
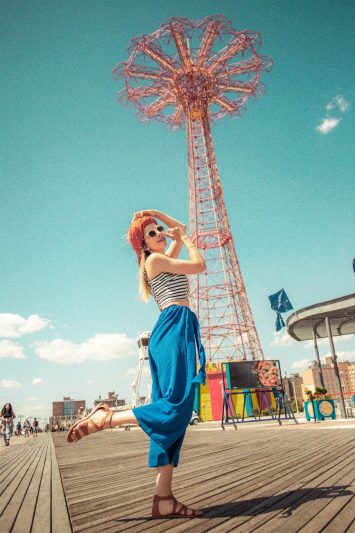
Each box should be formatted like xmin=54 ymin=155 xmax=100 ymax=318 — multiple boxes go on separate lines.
xmin=67 ymin=402 xmax=112 ymax=443
xmin=151 ymin=494 xmax=203 ymax=518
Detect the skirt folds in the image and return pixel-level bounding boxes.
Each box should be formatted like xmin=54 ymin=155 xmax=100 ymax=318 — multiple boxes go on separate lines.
xmin=132 ymin=305 xmax=206 ymax=467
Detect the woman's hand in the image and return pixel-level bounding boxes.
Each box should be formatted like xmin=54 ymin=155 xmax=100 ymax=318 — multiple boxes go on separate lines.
xmin=165 ymin=227 xmax=186 ymax=243
xmin=132 ymin=209 xmax=156 ymax=222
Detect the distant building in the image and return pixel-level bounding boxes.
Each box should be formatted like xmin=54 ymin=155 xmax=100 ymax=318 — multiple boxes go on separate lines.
xmin=349 ymin=362 xmax=355 ymax=390
xmin=338 ymin=361 xmax=355 ymax=393
xmin=52 ymin=396 xmax=86 ymax=417
xmin=283 ymin=373 xmax=304 ymax=407
xmin=94 ymin=391 xmax=125 ymax=409
xmin=301 ymin=358 xmax=354 ymax=398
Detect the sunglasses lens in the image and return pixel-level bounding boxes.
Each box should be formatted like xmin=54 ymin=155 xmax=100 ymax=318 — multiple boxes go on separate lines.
xmin=146 ymin=226 xmax=165 ymax=238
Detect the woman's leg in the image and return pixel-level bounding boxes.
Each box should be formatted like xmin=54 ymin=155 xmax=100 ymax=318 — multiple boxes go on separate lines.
xmin=69 ymin=408 xmax=139 ymax=442
xmin=156 ymin=463 xmax=174 ymax=496
xmin=154 ymin=463 xmax=202 ymax=516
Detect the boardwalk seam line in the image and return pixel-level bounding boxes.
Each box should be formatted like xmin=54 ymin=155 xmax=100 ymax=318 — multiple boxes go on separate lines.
xmin=50 ymin=435 xmax=73 ymax=533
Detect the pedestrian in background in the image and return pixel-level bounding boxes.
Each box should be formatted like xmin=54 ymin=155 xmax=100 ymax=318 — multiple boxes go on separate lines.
xmin=1 ymin=403 xmax=16 ymax=446
xmin=33 ymin=418 xmax=39 ymax=436
xmin=23 ymin=419 xmax=30 ymax=438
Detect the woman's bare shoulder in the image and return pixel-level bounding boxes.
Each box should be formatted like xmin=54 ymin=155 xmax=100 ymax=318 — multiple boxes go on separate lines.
xmin=145 ymin=253 xmax=167 ymax=276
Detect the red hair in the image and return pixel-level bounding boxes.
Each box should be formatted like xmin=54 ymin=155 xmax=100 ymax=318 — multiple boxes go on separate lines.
xmin=127 ymin=216 xmax=157 ymax=264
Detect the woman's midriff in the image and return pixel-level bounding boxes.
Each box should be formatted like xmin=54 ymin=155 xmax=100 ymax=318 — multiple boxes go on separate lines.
xmin=160 ymin=299 xmax=190 ymax=311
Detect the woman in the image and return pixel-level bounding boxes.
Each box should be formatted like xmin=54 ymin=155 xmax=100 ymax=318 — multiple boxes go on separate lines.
xmin=67 ymin=210 xmax=206 ymax=517
xmin=1 ymin=403 xmax=16 ymax=446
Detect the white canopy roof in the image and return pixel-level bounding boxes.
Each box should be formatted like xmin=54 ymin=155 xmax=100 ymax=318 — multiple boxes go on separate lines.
xmin=287 ymin=293 xmax=355 ymax=341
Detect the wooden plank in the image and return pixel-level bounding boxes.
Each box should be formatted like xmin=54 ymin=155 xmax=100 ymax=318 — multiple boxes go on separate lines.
xmin=50 ymin=436 xmax=72 ymax=533
xmin=0 ymin=441 xmax=38 ymax=488
xmin=320 ymin=494 xmax=355 ymax=533
xmin=251 ymin=459 xmax=355 ymax=533
xmin=11 ymin=438 xmax=49 ymax=533
xmin=31 ymin=438 xmax=52 ymax=533
xmin=128 ymin=436 xmax=354 ymax=533
xmin=0 ymin=433 xmax=71 ymax=533
xmin=120 ymin=433 xmax=353 ymax=529
xmin=0 ymin=440 xmax=46 ymax=531
xmin=299 ymin=478 xmax=355 ymax=533
xmin=60 ymin=430 xmax=348 ymax=528
xmin=52 ymin=425 xmax=355 ymax=533
xmin=0 ymin=440 xmax=45 ymax=513
xmin=212 ymin=451 xmax=355 ymax=533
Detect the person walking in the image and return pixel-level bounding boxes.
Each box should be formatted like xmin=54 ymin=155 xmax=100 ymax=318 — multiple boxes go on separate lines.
xmin=16 ymin=421 xmax=22 ymax=436
xmin=1 ymin=403 xmax=16 ymax=446
xmin=23 ymin=419 xmax=30 ymax=438
xmin=67 ymin=210 xmax=206 ymax=517
xmin=32 ymin=418 xmax=39 ymax=436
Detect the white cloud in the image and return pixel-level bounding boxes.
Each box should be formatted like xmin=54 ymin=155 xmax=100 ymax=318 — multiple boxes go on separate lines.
xmin=316 ymin=117 xmax=340 ymax=134
xmin=0 ymin=339 xmax=26 ymax=359
xmin=303 ymin=334 xmax=354 ymax=350
xmin=326 ymin=95 xmax=350 ymax=113
xmin=291 ymin=359 xmax=312 ymax=372
xmin=0 ymin=379 xmax=22 ymax=389
xmin=85 ymin=380 xmax=93 ymax=385
xmin=28 ymin=397 xmax=39 ymax=401
xmin=270 ymin=330 xmax=295 ymax=347
xmin=33 ymin=333 xmax=135 ymax=364
xmin=32 ymin=377 xmax=45 ymax=385
xmin=125 ymin=366 xmax=150 ymax=379
xmin=20 ymin=404 xmax=48 ymax=419
xmin=323 ymin=350 xmax=355 ymax=363
xmin=0 ymin=313 xmax=50 ymax=338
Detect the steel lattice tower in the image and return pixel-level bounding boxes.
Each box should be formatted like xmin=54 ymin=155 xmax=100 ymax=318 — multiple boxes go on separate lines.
xmin=114 ymin=15 xmax=272 ymax=361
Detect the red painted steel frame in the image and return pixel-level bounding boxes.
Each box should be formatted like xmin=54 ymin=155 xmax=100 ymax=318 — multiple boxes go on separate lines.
xmin=114 ymin=16 xmax=272 ymax=360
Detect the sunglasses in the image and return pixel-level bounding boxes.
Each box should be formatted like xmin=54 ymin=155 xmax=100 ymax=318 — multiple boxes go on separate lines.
xmin=144 ymin=225 xmax=165 ymax=239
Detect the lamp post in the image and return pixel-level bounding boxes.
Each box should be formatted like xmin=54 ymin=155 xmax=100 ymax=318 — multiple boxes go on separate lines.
xmin=112 ymin=393 xmax=118 ymax=412
xmin=325 ymin=316 xmax=347 ymax=419
xmin=312 ymin=329 xmax=325 ymax=389
xmin=292 ymin=379 xmax=299 ymax=415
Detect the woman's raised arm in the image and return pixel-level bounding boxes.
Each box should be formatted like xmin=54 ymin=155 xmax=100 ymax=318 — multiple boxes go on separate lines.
xmin=133 ymin=210 xmax=186 ymax=233
xmin=134 ymin=210 xmax=187 ymax=259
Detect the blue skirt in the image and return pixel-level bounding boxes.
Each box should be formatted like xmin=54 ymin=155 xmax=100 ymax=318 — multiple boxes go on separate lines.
xmin=132 ymin=305 xmax=206 ymax=468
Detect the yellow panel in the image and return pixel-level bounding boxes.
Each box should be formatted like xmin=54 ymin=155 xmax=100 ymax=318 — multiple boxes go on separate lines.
xmin=270 ymin=393 xmax=276 ymax=409
xmin=250 ymin=390 xmax=259 ymax=410
xmin=199 ymin=380 xmax=212 ymax=421
xmin=231 ymin=390 xmax=247 ymax=418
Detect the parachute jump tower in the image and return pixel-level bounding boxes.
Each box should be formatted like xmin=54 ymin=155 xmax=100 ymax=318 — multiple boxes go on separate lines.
xmin=114 ymin=16 xmax=272 ymax=361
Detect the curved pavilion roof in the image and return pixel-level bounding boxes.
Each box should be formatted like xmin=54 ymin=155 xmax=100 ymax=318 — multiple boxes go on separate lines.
xmin=287 ymin=293 xmax=355 ymax=342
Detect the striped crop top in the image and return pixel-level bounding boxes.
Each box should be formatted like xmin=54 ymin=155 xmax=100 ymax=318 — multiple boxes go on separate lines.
xmin=145 ymin=271 xmax=189 ymax=310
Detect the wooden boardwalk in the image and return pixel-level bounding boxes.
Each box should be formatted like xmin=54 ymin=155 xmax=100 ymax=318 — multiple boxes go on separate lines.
xmin=0 ymin=433 xmax=71 ymax=533
xmin=52 ymin=420 xmax=355 ymax=533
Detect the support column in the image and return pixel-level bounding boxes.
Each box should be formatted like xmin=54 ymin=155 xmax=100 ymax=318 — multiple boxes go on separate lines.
xmin=312 ymin=329 xmax=325 ymax=389
xmin=325 ymin=316 xmax=347 ymax=419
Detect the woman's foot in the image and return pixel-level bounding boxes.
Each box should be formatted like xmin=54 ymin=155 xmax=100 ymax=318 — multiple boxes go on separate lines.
xmin=67 ymin=403 xmax=112 ymax=443
xmin=152 ymin=494 xmax=203 ymax=517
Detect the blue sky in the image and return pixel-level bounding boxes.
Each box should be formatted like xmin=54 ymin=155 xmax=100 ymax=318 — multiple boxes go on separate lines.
xmin=1 ymin=0 xmax=354 ymax=422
